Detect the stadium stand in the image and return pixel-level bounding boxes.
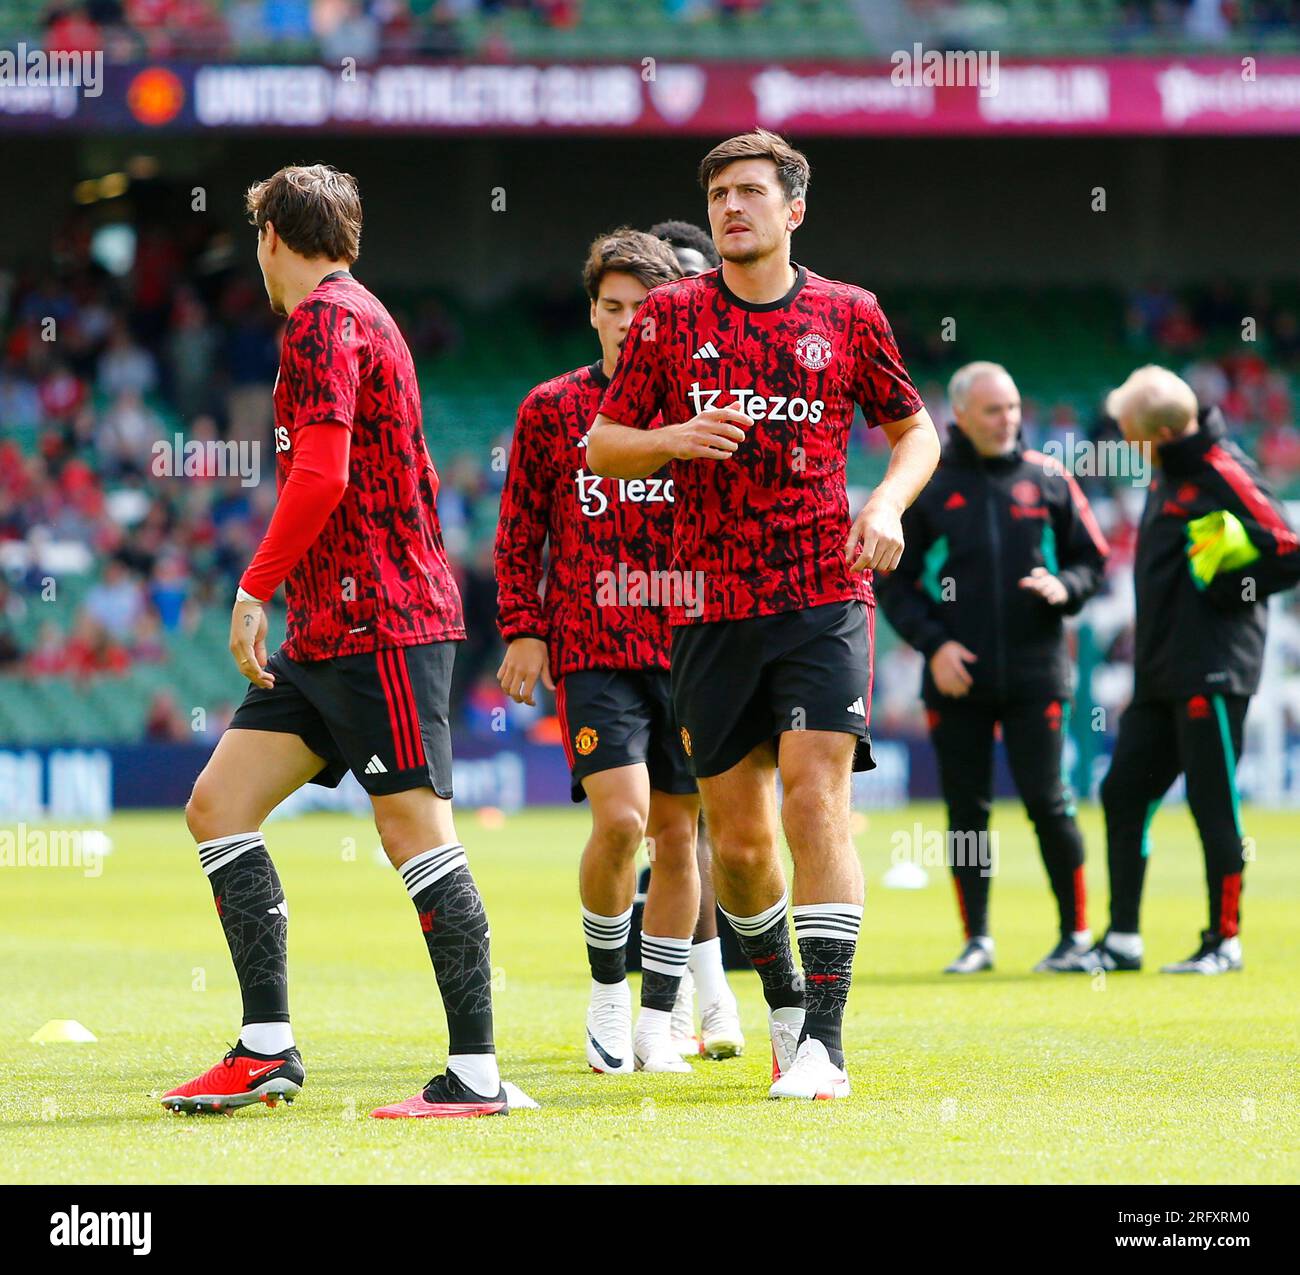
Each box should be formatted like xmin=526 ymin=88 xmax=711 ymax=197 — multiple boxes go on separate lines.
xmin=4 ymin=0 xmax=1299 ymax=62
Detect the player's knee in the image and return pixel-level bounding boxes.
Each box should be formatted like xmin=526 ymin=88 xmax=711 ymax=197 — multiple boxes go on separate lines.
xmin=647 ymin=822 xmax=698 ymax=876
xmin=710 ymin=829 xmax=772 ymax=878
xmin=185 ymin=778 xmax=222 ymax=843
xmin=780 ymin=773 xmax=841 ymax=842
xmin=590 ymin=805 xmax=647 ymax=860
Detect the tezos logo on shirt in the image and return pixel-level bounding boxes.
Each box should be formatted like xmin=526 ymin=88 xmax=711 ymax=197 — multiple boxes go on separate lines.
xmin=688 ymin=382 xmax=825 ymax=424
xmin=575 ymin=471 xmax=675 ymax=518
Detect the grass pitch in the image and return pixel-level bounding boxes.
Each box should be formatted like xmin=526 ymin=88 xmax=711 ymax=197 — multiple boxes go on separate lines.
xmin=1 ymin=803 xmax=1296 ymax=1185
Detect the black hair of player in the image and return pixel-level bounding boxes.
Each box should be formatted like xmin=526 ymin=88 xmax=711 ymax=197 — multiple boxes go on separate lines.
xmin=648 ymin=220 xmax=721 ymax=269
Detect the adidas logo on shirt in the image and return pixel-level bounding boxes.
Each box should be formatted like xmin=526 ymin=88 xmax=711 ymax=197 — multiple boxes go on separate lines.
xmin=692 ymin=341 xmax=720 ymax=360
xmin=364 ymin=755 xmax=388 ymax=774
xmin=846 ymin=697 xmax=866 ymax=718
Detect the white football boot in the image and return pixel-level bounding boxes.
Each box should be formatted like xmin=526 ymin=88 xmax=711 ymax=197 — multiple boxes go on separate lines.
xmin=670 ymin=969 xmax=703 ymax=1058
xmin=634 ymin=1012 xmax=693 ymax=1074
xmin=768 ymin=1005 xmax=804 ymax=1079
xmin=700 ymin=987 xmax=745 ymax=1059
xmin=585 ymin=979 xmax=634 ymax=1074
xmin=768 ymin=1037 xmax=850 ymax=1101
xmin=1161 ymin=931 xmax=1243 ymax=974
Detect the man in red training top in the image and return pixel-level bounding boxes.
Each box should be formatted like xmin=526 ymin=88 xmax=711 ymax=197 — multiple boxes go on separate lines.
xmin=496 ymin=228 xmax=744 ymax=1073
xmin=162 ymin=165 xmax=506 ymax=1119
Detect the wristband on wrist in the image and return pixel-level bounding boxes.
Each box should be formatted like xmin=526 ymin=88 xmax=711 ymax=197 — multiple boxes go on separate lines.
xmin=236 ymin=586 xmax=265 ymax=605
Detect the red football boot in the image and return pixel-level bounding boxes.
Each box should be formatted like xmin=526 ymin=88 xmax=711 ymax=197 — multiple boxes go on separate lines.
xmin=162 ymin=1044 xmax=305 ymax=1114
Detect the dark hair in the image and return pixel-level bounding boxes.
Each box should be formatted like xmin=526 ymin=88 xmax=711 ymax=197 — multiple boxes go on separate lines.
xmin=245 ymin=164 xmax=362 ymax=263
xmin=648 ymin=219 xmax=721 ymax=269
xmin=697 ymin=129 xmax=810 ymax=204
xmin=582 ymin=227 xmax=682 ymax=302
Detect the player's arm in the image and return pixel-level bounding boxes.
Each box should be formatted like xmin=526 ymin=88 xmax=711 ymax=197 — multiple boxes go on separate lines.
xmin=1023 ymin=469 xmax=1110 ymax=614
xmin=233 ymin=424 xmax=351 ymax=687
xmin=585 ymin=408 xmax=752 ymax=479
xmin=844 ymin=292 xmax=940 ymax=573
xmin=1201 ymin=448 xmax=1300 ymax=607
xmin=846 ymin=408 xmax=941 ymax=573
xmin=233 ymin=300 xmax=360 ymax=687
xmin=494 ymin=392 xmax=555 ymax=706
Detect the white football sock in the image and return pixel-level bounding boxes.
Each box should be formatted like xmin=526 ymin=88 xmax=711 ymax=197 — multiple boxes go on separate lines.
xmin=634 ymin=1006 xmax=672 ymax=1046
xmin=447 ymin=1053 xmax=500 ymax=1096
xmin=689 ymin=936 xmax=731 ymax=1007
xmin=241 ymin=1021 xmax=294 ymax=1054
xmin=1106 ymin=931 xmax=1143 ymax=957
xmin=1071 ymin=929 xmax=1092 ymax=947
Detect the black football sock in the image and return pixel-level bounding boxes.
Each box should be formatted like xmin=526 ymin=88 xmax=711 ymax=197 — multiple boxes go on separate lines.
xmin=197 ymin=832 xmax=290 ymax=1028
xmin=792 ymin=904 xmax=862 ymax=1069
xmin=719 ymin=892 xmax=804 ymax=1011
xmin=399 ymin=845 xmax=495 ymax=1058
xmin=581 ymin=904 xmax=631 ymax=985
xmin=639 ymin=933 xmax=691 ymax=1012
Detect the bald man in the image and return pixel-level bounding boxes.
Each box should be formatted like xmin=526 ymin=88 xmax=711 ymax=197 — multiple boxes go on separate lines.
xmin=879 ymin=362 xmax=1110 ymax=973
xmin=1087 ymin=366 xmax=1300 ymax=974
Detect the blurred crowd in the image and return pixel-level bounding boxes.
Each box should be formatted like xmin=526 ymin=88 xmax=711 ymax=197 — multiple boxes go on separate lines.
xmin=915 ymin=0 xmax=1300 ymax=44
xmin=33 ymin=0 xmax=776 ymax=61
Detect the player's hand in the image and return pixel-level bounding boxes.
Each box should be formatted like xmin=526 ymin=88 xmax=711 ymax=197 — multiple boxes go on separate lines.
xmin=497 ymin=636 xmax=554 ymax=707
xmin=229 ymin=599 xmax=274 ymax=689
xmin=667 ymin=406 xmax=751 ymax=461
xmin=929 ymin=641 xmax=977 ymax=698
xmin=1018 ymin=567 xmax=1069 ymax=607
xmin=846 ymin=494 xmax=904 ymax=573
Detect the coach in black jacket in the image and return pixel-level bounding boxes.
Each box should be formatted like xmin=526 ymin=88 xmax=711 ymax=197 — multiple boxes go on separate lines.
xmin=1088 ymin=367 xmax=1300 ymax=976
xmin=879 ymin=362 xmax=1110 ymax=974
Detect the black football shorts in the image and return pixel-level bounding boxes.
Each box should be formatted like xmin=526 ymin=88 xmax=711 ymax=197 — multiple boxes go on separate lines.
xmin=670 ymin=599 xmax=876 ymax=779
xmin=229 ymin=641 xmax=457 ymax=798
xmin=555 ymin=668 xmax=697 ymax=803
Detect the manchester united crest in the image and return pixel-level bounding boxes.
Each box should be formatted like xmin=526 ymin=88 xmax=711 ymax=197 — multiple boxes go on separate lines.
xmin=680 ymin=727 xmax=692 ymax=757
xmin=795 ymin=331 xmax=834 ymax=371
xmin=575 ymin=726 xmax=599 ymax=756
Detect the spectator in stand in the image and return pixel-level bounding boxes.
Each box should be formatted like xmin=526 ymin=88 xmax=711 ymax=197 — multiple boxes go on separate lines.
xmin=145 ymin=688 xmax=191 ymax=741
xmin=84 ymin=557 xmax=145 ymax=641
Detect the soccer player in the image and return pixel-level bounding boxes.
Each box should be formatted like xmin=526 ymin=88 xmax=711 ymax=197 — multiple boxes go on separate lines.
xmin=587 ymin=130 xmax=940 ymax=1100
xmin=163 ymin=165 xmax=506 ymax=1118
xmin=1086 ymin=366 xmax=1300 ymax=974
xmin=495 ymin=228 xmax=724 ymax=1074
xmin=877 ymin=362 xmax=1110 ymax=974
xmin=647 ymin=218 xmax=745 ymax=1059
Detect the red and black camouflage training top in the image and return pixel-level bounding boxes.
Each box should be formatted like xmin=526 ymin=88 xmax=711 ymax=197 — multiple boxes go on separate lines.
xmin=495 ymin=362 xmax=676 ymax=677
xmin=598 ymin=264 xmax=924 ymax=626
xmin=272 ymin=271 xmax=464 ymax=660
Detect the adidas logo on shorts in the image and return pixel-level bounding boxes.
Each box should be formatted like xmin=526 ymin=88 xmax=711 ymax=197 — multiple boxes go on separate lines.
xmin=364 ymin=755 xmax=388 ymax=774
xmin=846 ymin=697 xmax=866 ymax=718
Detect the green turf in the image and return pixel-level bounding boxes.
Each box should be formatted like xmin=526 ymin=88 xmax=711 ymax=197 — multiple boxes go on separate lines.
xmin=1 ymin=803 xmax=1296 ymax=1184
